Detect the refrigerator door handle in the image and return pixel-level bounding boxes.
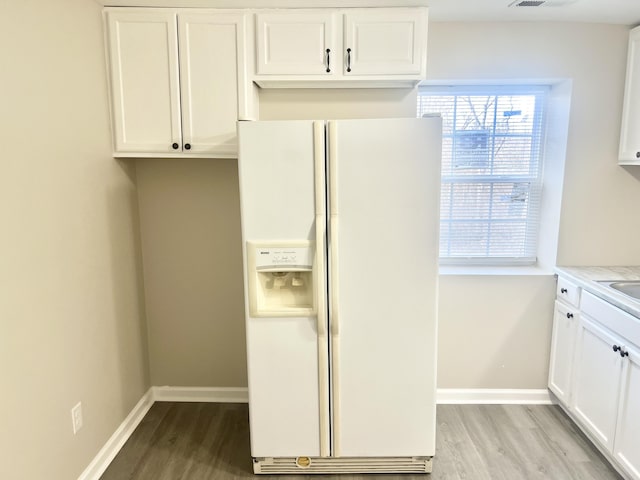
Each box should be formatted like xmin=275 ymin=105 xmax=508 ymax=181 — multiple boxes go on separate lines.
xmin=314 ymin=120 xmax=327 ymax=337
xmin=328 ymin=120 xmax=341 ymax=457
xmin=313 ymin=121 xmax=330 ymax=457
xmin=328 ymin=120 xmax=339 ymax=337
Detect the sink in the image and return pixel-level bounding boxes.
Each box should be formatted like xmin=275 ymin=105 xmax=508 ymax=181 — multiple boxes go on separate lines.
xmin=599 ymin=281 xmax=640 ymax=300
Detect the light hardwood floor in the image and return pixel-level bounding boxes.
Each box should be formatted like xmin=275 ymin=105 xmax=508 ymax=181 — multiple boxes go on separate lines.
xmin=100 ymin=402 xmax=623 ymax=480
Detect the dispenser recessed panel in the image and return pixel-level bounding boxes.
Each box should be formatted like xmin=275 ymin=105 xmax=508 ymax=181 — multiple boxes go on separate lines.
xmin=247 ymin=241 xmax=315 ymax=317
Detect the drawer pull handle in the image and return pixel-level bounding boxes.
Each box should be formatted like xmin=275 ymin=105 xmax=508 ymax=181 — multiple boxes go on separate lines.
xmin=613 ymin=345 xmax=621 ymax=352
xmin=560 ymin=288 xmax=568 ymax=294
xmin=620 ymin=349 xmax=629 ymax=358
xmin=566 ymin=312 xmax=574 ymax=319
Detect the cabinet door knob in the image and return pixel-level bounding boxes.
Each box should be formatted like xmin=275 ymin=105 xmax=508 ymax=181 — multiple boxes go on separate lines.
xmin=560 ymin=288 xmax=568 ymax=294
xmin=613 ymin=345 xmax=621 ymax=352
xmin=636 ymin=151 xmax=640 ymax=158
xmin=620 ymin=350 xmax=629 ymax=358
xmin=326 ymin=49 xmax=331 ymax=73
xmin=184 ymin=143 xmax=191 ymax=150
xmin=566 ymin=312 xmax=574 ymax=319
xmin=172 ymin=143 xmax=179 ymax=150
xmin=346 ymin=48 xmax=352 ymax=73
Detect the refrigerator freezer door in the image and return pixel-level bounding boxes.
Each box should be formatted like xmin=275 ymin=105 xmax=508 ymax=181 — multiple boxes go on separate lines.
xmin=328 ymin=118 xmax=441 ymax=457
xmin=238 ymin=120 xmax=330 ymax=457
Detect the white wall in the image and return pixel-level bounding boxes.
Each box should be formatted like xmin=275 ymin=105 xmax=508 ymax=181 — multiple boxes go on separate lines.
xmin=135 ymin=159 xmax=247 ymax=387
xmin=428 ymin=22 xmax=640 ymax=388
xmin=0 ymin=1 xmax=149 ymax=479
xmin=137 ymin=22 xmax=640 ymax=392
xmin=427 ymin=22 xmax=640 ymax=267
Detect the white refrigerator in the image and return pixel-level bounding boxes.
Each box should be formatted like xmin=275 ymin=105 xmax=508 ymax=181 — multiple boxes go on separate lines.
xmin=237 ymin=117 xmax=441 ymax=474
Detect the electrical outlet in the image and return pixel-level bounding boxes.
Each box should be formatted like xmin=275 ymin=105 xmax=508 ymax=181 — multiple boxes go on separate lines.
xmin=71 ymin=402 xmax=83 ymax=434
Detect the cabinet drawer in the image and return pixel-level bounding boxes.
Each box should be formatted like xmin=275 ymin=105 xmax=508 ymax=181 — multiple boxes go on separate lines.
xmin=555 ymin=299 xmax=579 ymax=320
xmin=557 ymin=277 xmax=580 ymax=307
xmin=581 ymin=291 xmax=640 ymax=349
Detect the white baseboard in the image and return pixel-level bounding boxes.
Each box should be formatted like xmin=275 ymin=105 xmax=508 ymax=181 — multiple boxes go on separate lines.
xmin=152 ymin=386 xmax=249 ymax=403
xmin=149 ymin=386 xmax=553 ymax=405
xmin=77 ymin=388 xmax=154 ymax=480
xmin=436 ymin=388 xmax=554 ymax=405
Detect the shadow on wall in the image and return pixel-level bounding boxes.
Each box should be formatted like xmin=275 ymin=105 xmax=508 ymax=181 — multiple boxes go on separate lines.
xmin=134 ymin=158 xmax=248 ymax=387
xmin=621 ymin=165 xmax=640 ymax=183
xmin=108 ymin=159 xmax=150 ymax=411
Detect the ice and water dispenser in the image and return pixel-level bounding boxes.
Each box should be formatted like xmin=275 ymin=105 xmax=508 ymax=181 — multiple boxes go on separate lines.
xmin=246 ymin=241 xmax=315 ymax=317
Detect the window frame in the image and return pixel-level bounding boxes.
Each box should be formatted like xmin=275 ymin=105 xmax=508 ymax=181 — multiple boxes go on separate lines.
xmin=418 ymin=84 xmax=550 ymax=266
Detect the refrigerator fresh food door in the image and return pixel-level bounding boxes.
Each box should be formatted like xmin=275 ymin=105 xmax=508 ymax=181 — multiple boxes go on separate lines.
xmin=328 ymin=118 xmax=441 ymax=457
xmin=238 ymin=120 xmax=330 ymax=457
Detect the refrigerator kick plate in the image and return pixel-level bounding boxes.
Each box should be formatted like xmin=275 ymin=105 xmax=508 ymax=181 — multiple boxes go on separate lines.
xmin=252 ymin=456 xmax=433 ymax=474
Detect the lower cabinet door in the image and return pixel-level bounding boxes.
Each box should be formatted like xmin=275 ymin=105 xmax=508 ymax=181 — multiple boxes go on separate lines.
xmin=614 ymin=344 xmax=640 ymax=480
xmin=548 ymin=300 xmax=578 ymax=404
xmin=571 ymin=315 xmax=624 ymax=451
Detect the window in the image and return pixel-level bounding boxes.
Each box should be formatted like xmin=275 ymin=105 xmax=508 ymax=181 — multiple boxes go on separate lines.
xmin=417 ymin=85 xmax=549 ymax=265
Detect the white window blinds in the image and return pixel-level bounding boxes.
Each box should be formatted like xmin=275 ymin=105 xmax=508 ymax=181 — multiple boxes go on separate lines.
xmin=417 ymin=85 xmax=548 ymax=265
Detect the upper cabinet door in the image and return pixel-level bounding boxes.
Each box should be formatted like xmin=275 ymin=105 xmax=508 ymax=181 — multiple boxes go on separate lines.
xmin=178 ymin=13 xmax=248 ymax=156
xmin=106 ymin=10 xmax=181 ymax=154
xmin=620 ymin=26 xmax=640 ymax=164
xmin=256 ymin=12 xmax=336 ymax=75
xmin=343 ymin=9 xmax=427 ymax=76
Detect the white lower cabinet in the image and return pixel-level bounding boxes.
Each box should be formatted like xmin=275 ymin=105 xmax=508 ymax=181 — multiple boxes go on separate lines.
xmin=548 ymin=300 xmax=578 ymax=404
xmin=550 ymin=281 xmax=640 ymax=480
xmin=614 ymin=344 xmax=640 ymax=479
xmin=570 ymin=315 xmax=624 ymax=451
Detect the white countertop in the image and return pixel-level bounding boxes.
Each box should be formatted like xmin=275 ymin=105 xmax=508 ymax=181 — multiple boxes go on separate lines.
xmin=555 ymin=266 xmax=640 ymax=318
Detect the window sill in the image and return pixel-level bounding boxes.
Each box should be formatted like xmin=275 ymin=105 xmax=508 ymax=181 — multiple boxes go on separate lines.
xmin=438 ymin=264 xmax=554 ymax=276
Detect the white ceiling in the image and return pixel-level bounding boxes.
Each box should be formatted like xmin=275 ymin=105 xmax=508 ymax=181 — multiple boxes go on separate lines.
xmin=426 ymin=0 xmax=640 ymax=25
xmin=97 ymin=0 xmax=640 ymax=25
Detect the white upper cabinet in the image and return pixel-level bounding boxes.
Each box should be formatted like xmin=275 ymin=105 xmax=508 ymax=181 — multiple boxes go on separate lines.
xmin=256 ymin=11 xmax=335 ymax=75
xmin=619 ymin=25 xmax=640 ymax=164
xmin=253 ymin=8 xmax=428 ymax=88
xmin=343 ymin=10 xmax=425 ymax=76
xmin=105 ymin=8 xmax=256 ymax=158
xmin=106 ymin=10 xmax=181 ymax=154
xmin=178 ymin=13 xmax=251 ymax=156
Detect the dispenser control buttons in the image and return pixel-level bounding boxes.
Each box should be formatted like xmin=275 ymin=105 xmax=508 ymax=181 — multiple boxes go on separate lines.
xmin=255 ymin=246 xmax=313 ymax=271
